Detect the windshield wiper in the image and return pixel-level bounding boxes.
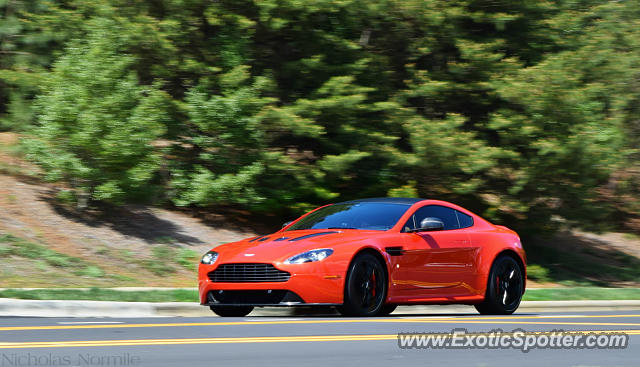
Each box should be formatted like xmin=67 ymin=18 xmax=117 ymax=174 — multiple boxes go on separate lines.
xmin=327 ymin=227 xmax=357 ymax=229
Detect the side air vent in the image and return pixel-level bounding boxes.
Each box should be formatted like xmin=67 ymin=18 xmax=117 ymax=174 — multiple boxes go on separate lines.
xmin=385 ymin=246 xmax=405 ymax=256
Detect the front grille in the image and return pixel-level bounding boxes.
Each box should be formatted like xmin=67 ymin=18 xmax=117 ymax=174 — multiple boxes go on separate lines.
xmin=208 ymin=263 xmax=291 ymax=283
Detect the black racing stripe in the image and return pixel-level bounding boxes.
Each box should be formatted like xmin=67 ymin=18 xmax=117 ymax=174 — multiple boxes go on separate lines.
xmin=288 ymin=231 xmax=339 ymax=242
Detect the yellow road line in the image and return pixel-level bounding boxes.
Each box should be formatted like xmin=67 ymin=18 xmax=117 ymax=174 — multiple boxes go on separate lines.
xmin=1 ymin=314 xmax=639 ymax=332
xmin=1 ymin=330 xmax=639 ymax=349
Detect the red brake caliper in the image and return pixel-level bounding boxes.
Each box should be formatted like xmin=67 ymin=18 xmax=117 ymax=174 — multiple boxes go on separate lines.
xmin=371 ymin=272 xmax=376 ymax=298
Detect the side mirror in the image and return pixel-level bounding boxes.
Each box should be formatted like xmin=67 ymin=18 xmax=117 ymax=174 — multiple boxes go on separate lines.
xmin=414 ymin=217 xmax=444 ymax=232
xmin=282 ymin=221 xmax=293 ymax=229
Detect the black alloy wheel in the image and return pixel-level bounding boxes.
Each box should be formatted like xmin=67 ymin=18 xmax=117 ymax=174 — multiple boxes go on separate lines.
xmin=378 ymin=304 xmax=397 ymax=316
xmin=475 ymin=255 xmax=524 ymax=315
xmin=338 ymin=253 xmax=388 ymax=317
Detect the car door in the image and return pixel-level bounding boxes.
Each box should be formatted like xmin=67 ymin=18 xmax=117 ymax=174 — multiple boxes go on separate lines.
xmin=393 ymin=205 xmax=477 ymax=298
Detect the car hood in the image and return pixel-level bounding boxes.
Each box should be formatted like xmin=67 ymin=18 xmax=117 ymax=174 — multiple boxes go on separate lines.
xmin=211 ymin=229 xmax=378 ymax=263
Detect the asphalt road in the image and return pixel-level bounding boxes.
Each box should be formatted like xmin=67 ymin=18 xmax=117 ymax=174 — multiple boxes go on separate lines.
xmin=0 ymin=310 xmax=638 ymax=366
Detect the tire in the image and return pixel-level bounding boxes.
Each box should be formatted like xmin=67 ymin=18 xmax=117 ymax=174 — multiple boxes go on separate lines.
xmin=209 ymin=305 xmax=254 ymax=317
xmin=475 ymin=255 xmax=524 ymax=315
xmin=337 ymin=252 xmax=388 ymax=317
xmin=378 ymin=304 xmax=397 ymax=316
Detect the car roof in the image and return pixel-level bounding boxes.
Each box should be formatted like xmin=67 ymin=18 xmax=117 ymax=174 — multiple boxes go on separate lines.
xmin=336 ymin=197 xmax=425 ymax=205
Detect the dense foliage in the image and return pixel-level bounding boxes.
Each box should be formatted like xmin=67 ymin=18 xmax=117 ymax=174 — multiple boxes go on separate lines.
xmin=1 ymin=0 xmax=639 ymax=232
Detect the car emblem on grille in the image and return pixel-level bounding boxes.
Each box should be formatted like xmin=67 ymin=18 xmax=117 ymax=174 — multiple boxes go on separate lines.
xmin=244 ymin=253 xmax=255 ymax=256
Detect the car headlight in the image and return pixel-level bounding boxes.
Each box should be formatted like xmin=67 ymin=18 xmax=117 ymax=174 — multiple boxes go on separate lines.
xmin=284 ymin=249 xmax=334 ymax=264
xmin=201 ymin=251 xmax=218 ymax=265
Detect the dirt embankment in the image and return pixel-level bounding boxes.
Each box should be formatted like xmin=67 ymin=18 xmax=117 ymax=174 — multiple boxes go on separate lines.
xmin=0 ymin=133 xmax=257 ymax=287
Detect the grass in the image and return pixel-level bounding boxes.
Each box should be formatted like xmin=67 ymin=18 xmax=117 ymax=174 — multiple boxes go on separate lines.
xmin=0 ymin=234 xmax=106 ymax=278
xmin=78 ymin=265 xmax=105 ymax=278
xmin=523 ymin=287 xmax=640 ymax=301
xmin=525 ymin=240 xmax=640 ymax=286
xmin=0 ymin=287 xmax=639 ymax=303
xmin=0 ymin=161 xmax=27 ymax=177
xmin=55 ymin=190 xmax=76 ymax=206
xmin=0 ymin=137 xmax=25 ymax=156
xmin=138 ymin=246 xmax=200 ymax=274
xmin=525 ymin=264 xmax=551 ymax=283
xmin=177 ymin=248 xmax=200 ymax=271
xmin=140 ymin=246 xmax=177 ymax=275
xmin=6 ymin=194 xmax=16 ymax=204
xmin=0 ymin=141 xmax=38 ymax=179
xmin=0 ymin=288 xmax=198 ymax=302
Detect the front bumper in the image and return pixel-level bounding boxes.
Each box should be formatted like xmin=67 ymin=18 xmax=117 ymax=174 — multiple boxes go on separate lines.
xmin=202 ymin=290 xmax=340 ymax=307
xmin=198 ymin=262 xmax=346 ymax=305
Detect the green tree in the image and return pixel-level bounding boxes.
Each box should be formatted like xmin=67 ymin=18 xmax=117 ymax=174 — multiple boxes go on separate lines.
xmin=169 ymin=66 xmax=273 ymax=208
xmin=1 ymin=0 xmax=636 ymax=233
xmin=24 ymin=17 xmax=170 ymax=205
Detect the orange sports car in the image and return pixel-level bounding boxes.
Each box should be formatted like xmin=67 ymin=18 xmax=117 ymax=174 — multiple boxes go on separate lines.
xmin=198 ymin=198 xmax=526 ymax=317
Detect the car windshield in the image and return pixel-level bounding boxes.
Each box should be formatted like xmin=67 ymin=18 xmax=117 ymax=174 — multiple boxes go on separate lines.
xmin=286 ymin=202 xmax=411 ymax=231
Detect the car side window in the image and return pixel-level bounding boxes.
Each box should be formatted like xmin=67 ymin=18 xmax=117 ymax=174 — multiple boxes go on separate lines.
xmin=403 ymin=205 xmax=460 ymax=232
xmin=455 ymin=210 xmax=474 ymax=229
